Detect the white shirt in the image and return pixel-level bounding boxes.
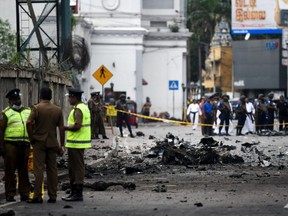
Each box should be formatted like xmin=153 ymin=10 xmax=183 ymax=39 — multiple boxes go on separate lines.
xmin=246 ymin=102 xmax=255 ymax=114
xmin=186 ymin=103 xmax=202 ymax=115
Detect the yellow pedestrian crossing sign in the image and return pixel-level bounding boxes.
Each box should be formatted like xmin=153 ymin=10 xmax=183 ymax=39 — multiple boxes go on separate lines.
xmin=93 ymin=65 xmax=113 ymax=85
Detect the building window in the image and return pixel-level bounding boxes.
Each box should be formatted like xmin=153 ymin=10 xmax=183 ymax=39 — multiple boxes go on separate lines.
xmin=150 ymin=21 xmax=167 ymax=27
xmin=143 ymin=0 xmax=174 ymax=9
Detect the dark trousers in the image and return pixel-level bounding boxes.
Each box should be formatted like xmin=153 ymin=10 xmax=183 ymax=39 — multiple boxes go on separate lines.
xmin=203 ymin=114 xmax=213 ymax=136
xmin=67 ymin=148 xmax=85 ymax=185
xmin=32 ymin=144 xmax=58 ymax=199
xmin=237 ymin=114 xmax=246 ymax=135
xmin=117 ymin=114 xmax=133 ymax=136
xmin=256 ymin=112 xmax=266 ymax=132
xmin=4 ymin=142 xmax=30 ymax=198
xmin=219 ymin=113 xmax=230 ymax=134
xmin=279 ymin=115 xmax=285 ymax=131
xmin=267 ymin=112 xmax=274 ymax=131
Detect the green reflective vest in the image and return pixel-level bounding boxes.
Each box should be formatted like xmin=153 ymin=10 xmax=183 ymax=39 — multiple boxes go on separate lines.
xmin=4 ymin=107 xmax=31 ymax=142
xmin=66 ymin=103 xmax=91 ymax=149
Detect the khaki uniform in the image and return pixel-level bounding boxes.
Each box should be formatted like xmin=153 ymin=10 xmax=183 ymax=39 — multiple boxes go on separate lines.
xmin=27 ymin=100 xmax=64 ymax=200
xmin=88 ymin=98 xmax=107 ymax=139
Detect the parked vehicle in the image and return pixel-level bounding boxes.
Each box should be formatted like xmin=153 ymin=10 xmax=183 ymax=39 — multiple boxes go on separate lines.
xmin=126 ymin=100 xmax=138 ymax=128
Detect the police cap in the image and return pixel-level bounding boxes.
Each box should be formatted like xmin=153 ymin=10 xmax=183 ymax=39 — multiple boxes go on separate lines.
xmin=120 ymin=94 xmax=126 ymax=99
xmin=67 ymin=88 xmax=84 ymax=97
xmin=6 ymin=88 xmax=21 ymax=99
xmin=90 ymin=91 xmax=100 ymax=96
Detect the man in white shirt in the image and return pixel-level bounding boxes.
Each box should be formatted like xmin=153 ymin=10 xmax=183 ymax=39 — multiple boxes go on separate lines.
xmin=186 ymin=99 xmax=202 ymax=130
xmin=244 ymin=98 xmax=256 ymax=134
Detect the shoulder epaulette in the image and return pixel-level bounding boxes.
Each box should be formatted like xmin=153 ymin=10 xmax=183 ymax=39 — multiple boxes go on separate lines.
xmin=2 ymin=107 xmax=11 ymax=113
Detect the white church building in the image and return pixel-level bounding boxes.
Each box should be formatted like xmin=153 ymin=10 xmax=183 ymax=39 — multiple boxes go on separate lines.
xmin=74 ymin=0 xmax=191 ymax=119
xmin=1 ymin=0 xmax=191 ymax=119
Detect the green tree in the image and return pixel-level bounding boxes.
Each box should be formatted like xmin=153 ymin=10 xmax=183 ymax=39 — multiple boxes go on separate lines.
xmin=0 ymin=19 xmax=18 ymax=64
xmin=186 ymin=0 xmax=231 ymax=82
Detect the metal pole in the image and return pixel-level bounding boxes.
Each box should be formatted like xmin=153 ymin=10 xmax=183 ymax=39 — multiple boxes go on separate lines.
xmin=213 ymin=48 xmax=216 ymax=93
xmin=173 ymin=90 xmax=175 ymax=117
xmin=198 ymin=45 xmax=202 ymax=96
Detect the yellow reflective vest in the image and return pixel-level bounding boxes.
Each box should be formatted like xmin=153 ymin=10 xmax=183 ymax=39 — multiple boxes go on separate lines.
xmin=4 ymin=107 xmax=31 ymax=142
xmin=66 ymin=103 xmax=91 ymax=149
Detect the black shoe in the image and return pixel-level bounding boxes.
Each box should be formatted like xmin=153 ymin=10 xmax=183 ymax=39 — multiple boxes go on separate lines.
xmin=130 ymin=134 xmax=135 ymax=138
xmin=6 ymin=196 xmax=16 ymax=202
xmin=102 ymin=136 xmax=109 ymax=139
xmin=27 ymin=198 xmax=43 ymax=204
xmin=62 ymin=194 xmax=83 ymax=202
xmin=47 ymin=199 xmax=56 ymax=203
xmin=20 ymin=196 xmax=29 ymax=201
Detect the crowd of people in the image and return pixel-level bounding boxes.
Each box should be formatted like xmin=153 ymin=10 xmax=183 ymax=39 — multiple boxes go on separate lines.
xmin=186 ymin=93 xmax=288 ymax=136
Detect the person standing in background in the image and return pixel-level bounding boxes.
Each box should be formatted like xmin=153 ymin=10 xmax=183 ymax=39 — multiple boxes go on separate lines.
xmin=88 ymin=92 xmax=108 ymax=139
xmin=26 ymin=87 xmax=65 ymax=203
xmin=255 ymin=94 xmax=268 ymax=135
xmin=244 ymin=97 xmax=256 ymax=134
xmin=115 ymin=94 xmax=135 ymax=138
xmin=277 ymin=95 xmax=288 ymax=132
xmin=142 ymin=97 xmax=152 ymax=123
xmin=186 ymin=99 xmax=202 ymax=130
xmin=235 ymin=95 xmax=247 ymax=136
xmin=0 ymin=89 xmax=31 ymax=202
xmin=199 ymin=96 xmax=206 ymax=135
xmin=217 ymin=95 xmax=232 ymax=136
xmin=266 ymin=92 xmax=277 ymax=131
xmin=203 ymin=96 xmax=214 ymax=136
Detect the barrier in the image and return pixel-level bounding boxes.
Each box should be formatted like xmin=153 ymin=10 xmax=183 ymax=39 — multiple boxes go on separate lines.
xmin=107 ymin=106 xmax=288 ymax=128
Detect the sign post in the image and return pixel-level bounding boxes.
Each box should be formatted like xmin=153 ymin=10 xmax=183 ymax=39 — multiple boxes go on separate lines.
xmin=92 ymin=64 xmax=114 ymax=132
xmin=169 ymin=80 xmax=179 ymax=117
xmin=93 ymin=65 xmax=113 ymax=101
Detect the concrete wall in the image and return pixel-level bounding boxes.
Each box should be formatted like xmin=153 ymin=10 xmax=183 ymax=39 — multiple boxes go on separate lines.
xmin=0 ymin=65 xmax=72 ymax=120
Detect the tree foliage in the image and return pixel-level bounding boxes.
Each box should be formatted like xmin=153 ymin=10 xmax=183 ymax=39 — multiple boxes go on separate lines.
xmin=0 ymin=19 xmax=18 ymax=64
xmin=186 ymin=0 xmax=231 ymax=82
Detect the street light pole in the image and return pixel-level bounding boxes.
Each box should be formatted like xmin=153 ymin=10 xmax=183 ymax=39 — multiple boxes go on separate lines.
xmin=213 ymin=48 xmax=216 ymax=93
xmin=181 ymin=83 xmax=186 ymax=121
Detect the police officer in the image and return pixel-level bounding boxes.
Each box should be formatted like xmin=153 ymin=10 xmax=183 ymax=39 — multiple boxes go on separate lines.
xmin=235 ymin=95 xmax=247 ymax=136
xmin=62 ymin=88 xmax=91 ymax=202
xmin=255 ymin=94 xmax=268 ymax=135
xmin=0 ymin=89 xmax=31 ymax=202
xmin=88 ymin=92 xmax=108 ymax=139
xmin=26 ymin=87 xmax=65 ymax=203
xmin=266 ymin=92 xmax=277 ymax=131
xmin=115 ymin=94 xmax=135 ymax=138
xmin=217 ymin=94 xmax=232 ymax=136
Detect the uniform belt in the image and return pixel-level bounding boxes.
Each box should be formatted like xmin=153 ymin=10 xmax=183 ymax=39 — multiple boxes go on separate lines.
xmin=5 ymin=141 xmax=30 ymax=146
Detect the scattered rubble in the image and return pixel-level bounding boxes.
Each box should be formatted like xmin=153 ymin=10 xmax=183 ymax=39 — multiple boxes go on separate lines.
xmin=146 ymin=135 xmax=244 ymax=166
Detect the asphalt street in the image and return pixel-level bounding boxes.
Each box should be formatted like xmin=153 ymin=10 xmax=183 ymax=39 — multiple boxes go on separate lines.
xmin=0 ymin=121 xmax=288 ymax=215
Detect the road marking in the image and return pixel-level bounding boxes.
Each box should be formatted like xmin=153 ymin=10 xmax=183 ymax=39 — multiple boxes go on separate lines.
xmin=284 ymin=203 xmax=288 ymax=208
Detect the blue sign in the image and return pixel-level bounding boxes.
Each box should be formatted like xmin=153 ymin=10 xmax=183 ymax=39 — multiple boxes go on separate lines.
xmin=169 ymin=80 xmax=179 ymax=90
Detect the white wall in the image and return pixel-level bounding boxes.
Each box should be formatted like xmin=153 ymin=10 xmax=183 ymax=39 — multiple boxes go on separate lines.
xmin=143 ymin=46 xmax=186 ymax=118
